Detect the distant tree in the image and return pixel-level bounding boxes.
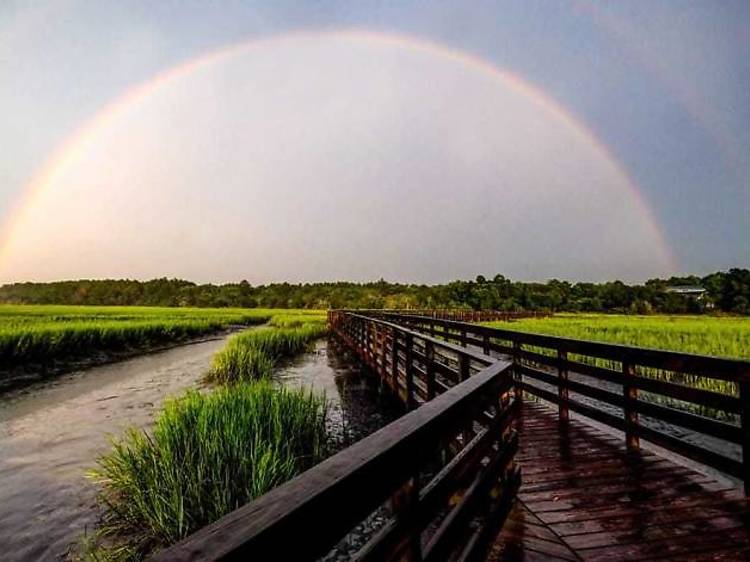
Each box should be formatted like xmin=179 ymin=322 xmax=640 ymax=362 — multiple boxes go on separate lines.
xmin=1 ymin=269 xmax=748 ymax=314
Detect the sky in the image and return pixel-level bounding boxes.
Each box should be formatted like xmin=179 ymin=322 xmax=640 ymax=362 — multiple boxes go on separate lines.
xmin=0 ymin=1 xmax=747 ymax=284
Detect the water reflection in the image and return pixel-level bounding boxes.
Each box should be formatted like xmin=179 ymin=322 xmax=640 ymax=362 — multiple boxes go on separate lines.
xmin=0 ymin=336 xmax=229 ymax=561
xmin=276 ymin=337 xmax=404 ymax=450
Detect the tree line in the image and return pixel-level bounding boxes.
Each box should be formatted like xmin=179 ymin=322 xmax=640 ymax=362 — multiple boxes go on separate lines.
xmin=0 ymin=269 xmax=748 ymax=314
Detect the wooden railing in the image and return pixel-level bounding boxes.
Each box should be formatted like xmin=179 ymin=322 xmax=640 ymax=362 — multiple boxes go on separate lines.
xmin=378 ymin=312 xmax=750 ymax=494
xmin=359 ymin=308 xmax=548 ymax=323
xmin=151 ymin=312 xmax=520 ymax=562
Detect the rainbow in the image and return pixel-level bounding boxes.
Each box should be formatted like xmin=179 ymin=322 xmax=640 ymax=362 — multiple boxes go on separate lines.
xmin=0 ymin=29 xmax=677 ymax=271
xmin=573 ymin=0 xmax=741 ymax=174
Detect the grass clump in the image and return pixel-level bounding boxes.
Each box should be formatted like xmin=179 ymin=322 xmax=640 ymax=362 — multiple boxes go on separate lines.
xmin=267 ymin=312 xmax=324 ymax=328
xmin=207 ymin=317 xmax=327 ymax=384
xmin=209 ymin=344 xmax=276 ymax=381
xmin=87 ymin=381 xmax=327 ymax=559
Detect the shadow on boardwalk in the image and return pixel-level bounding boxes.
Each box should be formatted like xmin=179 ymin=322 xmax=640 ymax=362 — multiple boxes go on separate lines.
xmin=490 ymin=402 xmax=750 ymax=561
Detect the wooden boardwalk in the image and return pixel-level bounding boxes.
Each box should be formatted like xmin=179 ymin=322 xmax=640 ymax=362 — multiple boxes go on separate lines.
xmin=155 ymin=311 xmax=750 ymax=562
xmin=490 ymin=401 xmax=750 ymax=561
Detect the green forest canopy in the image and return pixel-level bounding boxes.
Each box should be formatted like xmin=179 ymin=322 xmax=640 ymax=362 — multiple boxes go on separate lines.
xmin=0 ymin=269 xmax=748 ymax=314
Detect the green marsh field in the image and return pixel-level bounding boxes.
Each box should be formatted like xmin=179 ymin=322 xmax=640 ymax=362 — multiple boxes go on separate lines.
xmin=0 ymin=304 xmax=323 ymax=371
xmin=486 ymin=313 xmax=750 ymax=419
xmin=486 ymin=313 xmax=750 ymax=360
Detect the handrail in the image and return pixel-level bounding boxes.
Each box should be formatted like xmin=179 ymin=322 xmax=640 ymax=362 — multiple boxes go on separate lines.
xmin=375 ymin=312 xmax=750 ymax=494
xmin=377 ymin=312 xmax=750 ymax=377
xmin=355 ymin=308 xmax=549 ymax=323
xmin=151 ymin=312 xmax=520 ymax=561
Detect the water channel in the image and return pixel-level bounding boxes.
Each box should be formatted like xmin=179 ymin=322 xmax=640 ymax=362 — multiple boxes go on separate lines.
xmin=0 ymin=335 xmax=399 ymax=561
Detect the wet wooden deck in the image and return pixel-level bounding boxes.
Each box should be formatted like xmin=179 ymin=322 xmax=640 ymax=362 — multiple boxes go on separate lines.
xmin=489 ymin=401 xmax=750 ymax=561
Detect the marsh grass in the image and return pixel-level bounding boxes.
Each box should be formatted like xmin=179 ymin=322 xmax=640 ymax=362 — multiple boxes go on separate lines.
xmin=485 ymin=314 xmax=750 ymax=419
xmin=267 ymin=312 xmax=324 ymax=328
xmin=0 ymin=305 xmax=284 ymax=368
xmin=485 ymin=314 xmax=750 ymax=360
xmin=207 ymin=318 xmax=327 ymax=384
xmin=83 ymin=311 xmax=329 ymax=560
xmin=87 ymin=382 xmax=327 ymax=559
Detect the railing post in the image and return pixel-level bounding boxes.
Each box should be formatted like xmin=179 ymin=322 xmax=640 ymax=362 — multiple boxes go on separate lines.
xmin=558 ymin=349 xmax=569 ymax=423
xmin=425 ymin=340 xmax=435 ymax=401
xmin=364 ymin=321 xmax=373 ymax=367
xmin=496 ymin=382 xmax=513 ymax=459
xmin=740 ymin=380 xmax=750 ymax=496
xmin=373 ymin=324 xmax=381 ymax=370
xmin=389 ymin=477 xmax=422 ymax=561
xmin=405 ymin=333 xmax=415 ymax=409
xmin=379 ymin=326 xmax=387 ymax=377
xmin=483 ymin=333 xmax=490 ymax=356
xmin=368 ymin=321 xmax=378 ymax=366
xmin=512 ymin=340 xmax=522 ymax=404
xmin=458 ymin=354 xmax=475 ymax=446
xmin=623 ymin=359 xmax=640 ymax=452
xmin=391 ymin=327 xmax=399 ymax=389
xmin=459 ymin=354 xmax=470 ymax=383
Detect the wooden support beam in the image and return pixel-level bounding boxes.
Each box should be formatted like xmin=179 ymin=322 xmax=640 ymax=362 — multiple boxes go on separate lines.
xmin=558 ymin=349 xmax=569 ymax=423
xmin=740 ymin=380 xmax=750 ymax=496
xmin=623 ymin=359 xmax=640 ymax=452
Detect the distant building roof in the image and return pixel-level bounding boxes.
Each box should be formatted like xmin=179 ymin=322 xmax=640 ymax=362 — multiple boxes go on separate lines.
xmin=665 ymin=285 xmax=706 ymax=295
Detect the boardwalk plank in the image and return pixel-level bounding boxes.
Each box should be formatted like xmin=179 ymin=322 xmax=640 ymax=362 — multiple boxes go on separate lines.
xmin=492 ymin=402 xmax=750 ymax=561
xmin=565 ymin=515 xmax=748 ymax=549
xmin=551 ymin=502 xmax=750 ymax=537
xmin=577 ymin=526 xmax=750 ymax=561
xmin=521 ymin=473 xmax=724 ymax=503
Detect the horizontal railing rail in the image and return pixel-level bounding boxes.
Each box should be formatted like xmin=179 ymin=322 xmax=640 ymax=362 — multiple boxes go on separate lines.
xmin=356 ymin=308 xmax=549 ymax=323
xmin=375 ymin=312 xmax=750 ymax=494
xmin=151 ymin=312 xmax=519 ymax=562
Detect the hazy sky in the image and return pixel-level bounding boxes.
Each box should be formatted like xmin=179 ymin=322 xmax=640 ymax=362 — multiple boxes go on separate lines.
xmin=0 ymin=1 xmax=748 ymax=284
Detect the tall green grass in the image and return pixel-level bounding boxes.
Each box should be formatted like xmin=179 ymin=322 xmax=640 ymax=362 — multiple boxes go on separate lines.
xmin=485 ymin=314 xmax=750 ymax=418
xmin=0 ymin=305 xmax=323 ymax=369
xmin=1 ymin=319 xmax=244 ymax=366
xmin=485 ymin=314 xmax=750 ymax=360
xmin=207 ymin=319 xmax=327 ymax=384
xmin=88 ymin=382 xmax=327 ymax=559
xmin=267 ymin=313 xmax=325 ymax=328
xmin=83 ymin=311 xmax=330 ymax=560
